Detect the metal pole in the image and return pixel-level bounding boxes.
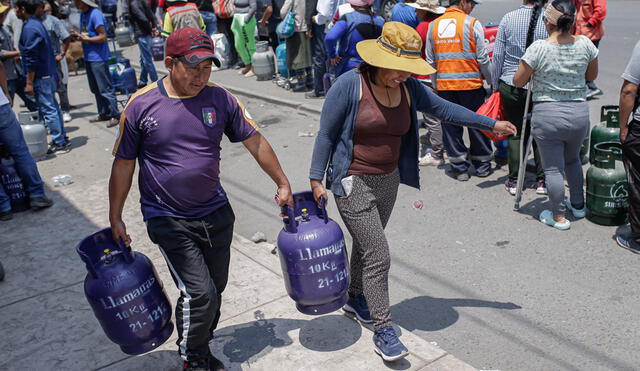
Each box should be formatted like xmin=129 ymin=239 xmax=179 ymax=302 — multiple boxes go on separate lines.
xmin=514 ymin=81 xmax=534 ymax=211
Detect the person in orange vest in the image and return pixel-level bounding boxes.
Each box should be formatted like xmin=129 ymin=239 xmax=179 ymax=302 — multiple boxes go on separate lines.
xmin=574 ymin=0 xmax=606 ymax=99
xmin=425 ymin=0 xmax=493 ymax=181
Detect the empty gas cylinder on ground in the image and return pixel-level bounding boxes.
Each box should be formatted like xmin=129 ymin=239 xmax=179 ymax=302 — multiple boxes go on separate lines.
xmin=252 ymin=41 xmax=275 ymax=81
xmin=0 ymin=157 xmax=29 ymax=212
xmin=589 ymin=105 xmax=620 ymax=164
xmin=17 ymin=111 xmax=47 ymax=160
xmin=76 ymin=228 xmax=173 ymax=355
xmin=586 ymin=142 xmax=629 ymax=226
xmin=115 ymin=22 xmax=134 ymax=47
xmin=151 ymin=36 xmax=164 ymax=61
xmin=277 ymin=191 xmax=349 ymax=315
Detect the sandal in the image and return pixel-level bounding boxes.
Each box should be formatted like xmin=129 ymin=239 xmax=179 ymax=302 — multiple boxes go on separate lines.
xmin=539 ymin=210 xmax=570 ymax=230
xmin=565 ymin=197 xmax=586 ymax=219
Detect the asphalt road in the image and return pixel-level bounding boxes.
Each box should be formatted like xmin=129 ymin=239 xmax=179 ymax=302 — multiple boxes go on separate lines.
xmin=219 ymin=1 xmax=640 ymax=370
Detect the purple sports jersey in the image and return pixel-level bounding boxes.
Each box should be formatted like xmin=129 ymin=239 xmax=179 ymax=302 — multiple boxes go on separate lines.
xmin=113 ymin=78 xmax=258 ymax=220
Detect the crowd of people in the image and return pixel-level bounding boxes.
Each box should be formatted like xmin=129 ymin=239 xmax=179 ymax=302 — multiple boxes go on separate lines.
xmin=2 ymin=0 xmax=640 ymax=370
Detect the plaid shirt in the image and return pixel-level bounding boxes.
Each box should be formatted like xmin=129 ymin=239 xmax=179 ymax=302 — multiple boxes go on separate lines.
xmin=491 ymin=5 xmax=548 ymax=89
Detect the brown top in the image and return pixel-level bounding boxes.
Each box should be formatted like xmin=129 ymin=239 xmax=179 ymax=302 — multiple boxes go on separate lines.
xmin=348 ymin=74 xmax=411 ymax=175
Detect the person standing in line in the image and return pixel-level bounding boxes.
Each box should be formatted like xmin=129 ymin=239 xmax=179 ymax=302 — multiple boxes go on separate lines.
xmin=412 ymin=0 xmax=446 ymax=167
xmin=231 ymin=0 xmax=257 ymax=76
xmin=305 ymin=0 xmax=327 ymax=99
xmin=280 ymin=0 xmax=313 ymax=91
xmin=323 ymin=0 xmax=383 ymax=78
xmin=491 ymin=0 xmax=548 ymax=195
xmin=309 ymin=22 xmax=516 ymax=362
xmin=109 ymin=27 xmax=293 ymax=370
xmin=16 ymin=0 xmax=70 ymax=154
xmin=513 ymin=0 xmax=598 ymax=230
xmin=128 ymin=0 xmax=159 ymax=89
xmin=4 ymin=0 xmax=22 ymax=48
xmin=194 ymin=0 xmax=217 ymax=39
xmin=426 ymin=0 xmax=493 ymax=181
xmin=71 ymin=0 xmax=120 ymax=128
xmin=256 ymin=0 xmax=276 ymax=50
xmin=0 ymin=62 xmax=54 ymax=221
xmin=161 ymin=0 xmax=205 ymax=38
xmin=41 ymin=1 xmax=72 ymax=123
xmin=214 ymin=0 xmax=239 ymax=68
xmin=574 ymin=0 xmax=605 ymax=99
xmin=391 ymin=0 xmax=418 ymax=28
xmin=0 ymin=4 xmax=37 ymax=111
xmin=616 ymin=39 xmax=640 ymax=253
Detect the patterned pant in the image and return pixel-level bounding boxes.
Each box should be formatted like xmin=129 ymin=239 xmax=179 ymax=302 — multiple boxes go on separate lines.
xmin=335 ymin=170 xmax=400 ymax=330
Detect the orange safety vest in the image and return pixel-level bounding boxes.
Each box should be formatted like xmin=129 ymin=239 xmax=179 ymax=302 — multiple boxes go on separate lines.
xmin=431 ymin=8 xmax=482 ymax=91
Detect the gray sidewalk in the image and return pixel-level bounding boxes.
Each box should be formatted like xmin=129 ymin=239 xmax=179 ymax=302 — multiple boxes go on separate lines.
xmin=0 ymin=47 xmax=477 ymax=371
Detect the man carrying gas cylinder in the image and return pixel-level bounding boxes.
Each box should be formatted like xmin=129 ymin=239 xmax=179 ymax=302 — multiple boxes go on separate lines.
xmin=425 ymin=0 xmax=494 ymax=181
xmin=108 ymin=27 xmax=293 ymax=371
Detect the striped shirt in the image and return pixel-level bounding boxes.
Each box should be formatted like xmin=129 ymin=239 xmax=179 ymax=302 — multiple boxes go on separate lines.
xmin=491 ymin=5 xmax=548 ymax=89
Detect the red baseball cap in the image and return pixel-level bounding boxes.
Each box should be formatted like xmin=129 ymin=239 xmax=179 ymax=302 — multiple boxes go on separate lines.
xmin=165 ymin=28 xmax=220 ymax=68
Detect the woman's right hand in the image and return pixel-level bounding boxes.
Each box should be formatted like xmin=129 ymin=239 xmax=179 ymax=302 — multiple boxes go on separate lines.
xmin=310 ymin=179 xmax=328 ymax=205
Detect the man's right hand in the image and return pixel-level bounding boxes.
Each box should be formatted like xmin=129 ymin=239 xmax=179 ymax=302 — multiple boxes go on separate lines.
xmin=110 ymin=219 xmax=132 ymax=247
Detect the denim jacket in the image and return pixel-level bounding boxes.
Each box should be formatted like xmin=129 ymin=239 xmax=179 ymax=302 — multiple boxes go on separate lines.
xmin=309 ymin=68 xmax=496 ymax=196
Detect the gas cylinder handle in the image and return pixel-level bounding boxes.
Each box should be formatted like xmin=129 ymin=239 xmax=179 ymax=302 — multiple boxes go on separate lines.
xmin=78 ymin=249 xmax=100 ymax=279
xmin=281 ymin=205 xmax=298 ymax=233
xmin=320 ymin=198 xmax=328 ymax=224
xmin=118 ymin=237 xmax=135 ymax=263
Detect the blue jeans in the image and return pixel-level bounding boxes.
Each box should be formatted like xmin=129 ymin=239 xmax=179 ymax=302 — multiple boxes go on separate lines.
xmin=34 ymin=76 xmax=66 ymax=146
xmin=8 ymin=78 xmax=38 ymax=112
xmin=0 ymin=104 xmax=45 ymax=211
xmin=86 ymin=61 xmax=119 ymax=119
xmin=137 ymin=35 xmax=158 ymax=85
xmin=200 ymin=11 xmax=218 ymax=37
xmin=310 ymin=22 xmax=327 ymax=95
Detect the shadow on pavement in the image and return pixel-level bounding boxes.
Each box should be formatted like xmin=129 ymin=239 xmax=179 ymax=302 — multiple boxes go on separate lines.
xmin=0 ymin=184 xmax=136 ymax=371
xmin=392 ymin=296 xmax=521 ymax=332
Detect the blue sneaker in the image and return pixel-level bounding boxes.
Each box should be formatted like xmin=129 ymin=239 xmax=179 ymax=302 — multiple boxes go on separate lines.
xmin=616 ymin=234 xmax=640 ymax=254
xmin=342 ymin=293 xmax=373 ymax=323
xmin=373 ymin=326 xmax=409 ymax=362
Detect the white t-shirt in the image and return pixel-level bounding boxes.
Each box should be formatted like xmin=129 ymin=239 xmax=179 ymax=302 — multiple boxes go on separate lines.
xmin=522 ymin=35 xmax=598 ymax=102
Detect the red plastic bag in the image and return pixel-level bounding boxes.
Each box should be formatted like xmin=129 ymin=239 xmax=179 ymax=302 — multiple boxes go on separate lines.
xmin=478 ymin=91 xmax=510 ymax=142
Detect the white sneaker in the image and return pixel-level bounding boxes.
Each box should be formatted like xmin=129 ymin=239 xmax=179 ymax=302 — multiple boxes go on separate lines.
xmin=418 ymin=153 xmax=444 ymax=166
xmin=62 ymin=112 xmax=72 ymax=122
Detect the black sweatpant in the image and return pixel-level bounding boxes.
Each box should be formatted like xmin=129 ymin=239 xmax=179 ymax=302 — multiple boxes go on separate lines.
xmin=146 ymin=203 xmax=235 ymax=360
xmin=623 ymin=120 xmax=640 ymax=244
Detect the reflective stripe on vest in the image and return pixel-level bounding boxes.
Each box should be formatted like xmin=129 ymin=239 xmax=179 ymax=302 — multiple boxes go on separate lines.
xmin=168 ymin=3 xmax=199 ymax=17
xmin=432 ymin=9 xmax=483 ymax=91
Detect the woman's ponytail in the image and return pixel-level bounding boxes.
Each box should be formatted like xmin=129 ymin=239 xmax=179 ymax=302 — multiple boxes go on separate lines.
xmin=525 ymin=0 xmax=545 ymax=48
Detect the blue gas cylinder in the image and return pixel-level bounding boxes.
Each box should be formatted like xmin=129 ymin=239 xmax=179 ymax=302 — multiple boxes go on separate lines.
xmin=277 ymin=191 xmax=349 ymax=315
xmin=76 ymin=228 xmax=173 ymax=355
xmin=275 ymin=42 xmax=288 ymax=78
xmin=151 ymin=36 xmax=164 ymax=61
xmin=0 ymin=158 xmax=29 ymax=212
xmin=119 ymin=66 xmax=137 ymax=94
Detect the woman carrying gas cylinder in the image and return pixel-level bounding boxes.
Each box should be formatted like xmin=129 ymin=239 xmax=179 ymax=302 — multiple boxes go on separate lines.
xmin=513 ymin=0 xmax=599 ymax=230
xmin=308 ymin=22 xmax=516 ymax=362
